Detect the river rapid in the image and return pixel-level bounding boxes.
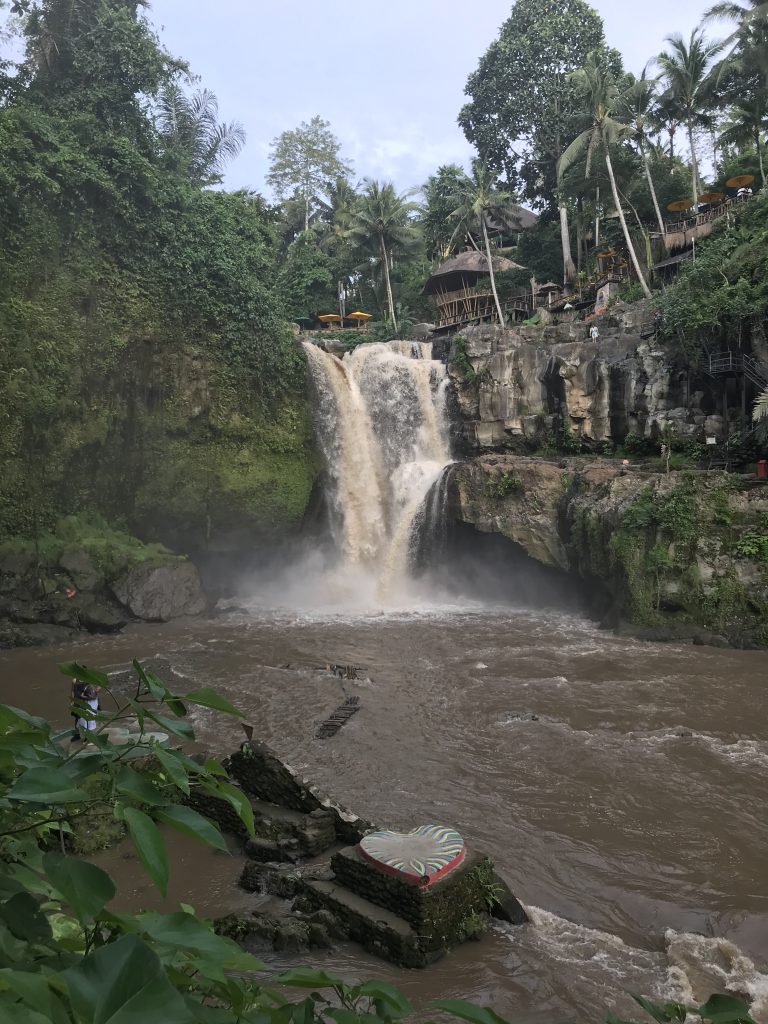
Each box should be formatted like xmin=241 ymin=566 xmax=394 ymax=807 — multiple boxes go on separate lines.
xmin=1 ymin=603 xmax=766 ymax=1024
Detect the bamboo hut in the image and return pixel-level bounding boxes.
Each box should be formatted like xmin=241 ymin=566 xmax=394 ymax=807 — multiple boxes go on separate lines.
xmin=421 ymin=250 xmax=531 ymax=329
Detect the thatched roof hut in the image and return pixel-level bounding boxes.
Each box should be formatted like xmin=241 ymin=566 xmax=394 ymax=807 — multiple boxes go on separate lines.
xmin=485 ymin=206 xmax=539 ymax=234
xmin=421 ymin=250 xmax=525 ymax=296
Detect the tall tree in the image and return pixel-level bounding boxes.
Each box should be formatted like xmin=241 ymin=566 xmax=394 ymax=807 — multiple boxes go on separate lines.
xmin=718 ymin=96 xmax=768 ymax=186
xmin=459 ymin=0 xmax=620 ymax=287
xmin=449 ymin=161 xmax=514 ymax=325
xmin=156 ymin=85 xmax=245 ymax=184
xmin=267 ymin=115 xmax=352 ymax=232
xmin=559 ymin=51 xmax=653 ymax=299
xmin=621 ymin=71 xmax=666 ymax=234
xmin=656 ymin=31 xmax=724 ymax=206
xmin=422 ymin=164 xmax=468 ymax=260
xmin=348 ymin=180 xmax=420 ymax=333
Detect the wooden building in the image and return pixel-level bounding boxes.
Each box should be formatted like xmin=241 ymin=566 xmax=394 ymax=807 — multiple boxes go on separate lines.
xmin=421 ymin=250 xmax=531 ymax=330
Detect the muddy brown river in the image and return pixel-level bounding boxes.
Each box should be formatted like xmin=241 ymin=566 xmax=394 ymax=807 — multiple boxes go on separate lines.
xmin=1 ymin=602 xmax=767 ymax=1024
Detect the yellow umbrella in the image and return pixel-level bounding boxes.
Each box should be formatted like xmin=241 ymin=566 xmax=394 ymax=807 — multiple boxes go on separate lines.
xmin=667 ymin=199 xmax=693 ymax=212
xmin=725 ymin=174 xmax=755 ymax=189
xmin=318 ymin=314 xmax=342 ymax=322
xmin=347 ymin=312 xmax=372 ymax=321
xmin=697 ymin=191 xmax=724 ymax=205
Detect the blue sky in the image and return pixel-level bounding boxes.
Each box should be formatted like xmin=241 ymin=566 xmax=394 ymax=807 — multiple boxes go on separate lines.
xmin=4 ymin=1 xmax=720 ymax=193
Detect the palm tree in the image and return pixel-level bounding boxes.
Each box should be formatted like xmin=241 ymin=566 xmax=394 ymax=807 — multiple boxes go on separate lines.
xmin=621 ymin=71 xmax=666 ymax=234
xmin=754 ymin=385 xmax=768 ymax=422
xmin=719 ymin=96 xmax=768 ymax=185
xmin=348 ymin=181 xmax=421 ymax=333
xmin=448 ymin=161 xmax=516 ymax=325
xmin=157 ymin=86 xmax=245 ymax=184
xmin=559 ymin=52 xmax=653 ymax=300
xmin=705 ymin=1 xmax=768 ymax=49
xmin=317 ymin=177 xmax=359 ymax=252
xmin=655 ymin=31 xmax=724 ymax=207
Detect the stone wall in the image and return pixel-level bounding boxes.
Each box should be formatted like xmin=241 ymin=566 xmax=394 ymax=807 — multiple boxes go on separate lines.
xmin=227 ymin=741 xmax=374 ymax=843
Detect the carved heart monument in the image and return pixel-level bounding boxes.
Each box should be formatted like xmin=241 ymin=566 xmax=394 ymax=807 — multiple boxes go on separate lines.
xmin=358 ymin=824 xmax=465 ymax=888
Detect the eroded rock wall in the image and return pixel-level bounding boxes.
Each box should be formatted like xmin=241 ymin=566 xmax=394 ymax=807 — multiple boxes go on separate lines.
xmin=452 ymin=456 xmax=768 ymax=646
xmin=451 ymin=314 xmax=725 ymax=451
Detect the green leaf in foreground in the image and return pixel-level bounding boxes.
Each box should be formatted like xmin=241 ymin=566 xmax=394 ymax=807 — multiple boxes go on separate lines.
xmin=358 ymin=980 xmax=413 ymax=1017
xmin=43 ymin=853 xmax=116 ymax=922
xmin=275 ymin=967 xmax=347 ymax=989
xmin=697 ymin=995 xmax=756 ymax=1024
xmin=155 ymin=805 xmax=228 ymax=852
xmin=59 ymin=662 xmax=109 ymax=689
xmin=183 ymin=688 xmax=242 ymax=717
xmin=123 ymin=808 xmax=169 ymax=896
xmin=7 ymin=767 xmax=89 ymax=804
xmin=64 ymin=933 xmax=193 ymax=1024
xmin=432 ymin=1000 xmax=511 ymax=1024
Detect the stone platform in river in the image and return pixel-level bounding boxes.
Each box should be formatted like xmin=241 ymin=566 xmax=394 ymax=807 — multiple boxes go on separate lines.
xmin=206 ymin=738 xmax=527 ymax=967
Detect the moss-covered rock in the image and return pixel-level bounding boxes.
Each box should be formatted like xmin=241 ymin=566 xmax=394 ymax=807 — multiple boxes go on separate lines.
xmin=453 ymin=456 xmax=768 ymax=647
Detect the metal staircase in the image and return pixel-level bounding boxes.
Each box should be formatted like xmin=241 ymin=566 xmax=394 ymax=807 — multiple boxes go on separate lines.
xmin=705 ymin=351 xmax=768 ymax=388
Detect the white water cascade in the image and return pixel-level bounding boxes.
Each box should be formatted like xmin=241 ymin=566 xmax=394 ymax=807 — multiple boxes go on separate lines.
xmin=304 ymin=340 xmax=452 ymax=602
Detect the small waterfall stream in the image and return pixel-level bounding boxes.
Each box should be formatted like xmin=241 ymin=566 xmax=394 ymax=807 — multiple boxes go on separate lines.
xmin=304 ymin=340 xmax=451 ymax=600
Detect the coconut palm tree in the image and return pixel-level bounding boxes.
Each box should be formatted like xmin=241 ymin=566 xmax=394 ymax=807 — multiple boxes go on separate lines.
xmin=559 ymin=51 xmax=653 ymax=299
xmin=705 ymin=1 xmax=768 ymax=49
xmin=621 ymin=71 xmax=666 ymax=234
xmin=157 ymin=86 xmax=245 ymax=185
xmin=448 ymin=161 xmax=516 ymax=325
xmin=719 ymin=96 xmax=768 ymax=185
xmin=655 ymin=31 xmax=724 ymax=207
xmin=348 ymin=181 xmax=421 ymax=333
xmin=754 ymin=385 xmax=768 ymax=421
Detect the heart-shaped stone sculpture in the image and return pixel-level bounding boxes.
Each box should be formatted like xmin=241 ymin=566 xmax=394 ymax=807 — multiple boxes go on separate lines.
xmin=358 ymin=824 xmax=465 ymax=887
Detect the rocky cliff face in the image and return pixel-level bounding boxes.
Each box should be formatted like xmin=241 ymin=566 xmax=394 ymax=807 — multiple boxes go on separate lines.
xmin=450 ymin=455 xmax=768 ymax=647
xmin=451 ymin=308 xmax=727 ymax=450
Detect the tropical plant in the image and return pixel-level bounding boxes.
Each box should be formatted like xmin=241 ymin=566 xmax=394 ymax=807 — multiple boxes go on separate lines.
xmin=156 ymin=85 xmax=245 ymax=184
xmin=655 ymin=30 xmax=724 ymax=206
xmin=348 ymin=180 xmax=421 ymax=333
xmin=449 ymin=161 xmax=516 ymax=325
xmin=755 ymin=385 xmax=768 ymax=420
xmin=422 ymin=163 xmax=468 ymax=260
xmin=559 ymin=52 xmax=652 ymax=299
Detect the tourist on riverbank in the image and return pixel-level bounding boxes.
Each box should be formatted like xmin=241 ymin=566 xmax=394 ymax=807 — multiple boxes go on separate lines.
xmin=71 ymin=681 xmax=100 ymax=739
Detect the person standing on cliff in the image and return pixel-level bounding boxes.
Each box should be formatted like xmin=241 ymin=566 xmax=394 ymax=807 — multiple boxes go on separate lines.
xmin=590 ymin=324 xmax=599 ymax=343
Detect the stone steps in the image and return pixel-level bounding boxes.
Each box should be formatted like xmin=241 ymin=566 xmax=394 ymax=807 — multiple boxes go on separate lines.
xmin=300 ymin=878 xmax=435 ymax=969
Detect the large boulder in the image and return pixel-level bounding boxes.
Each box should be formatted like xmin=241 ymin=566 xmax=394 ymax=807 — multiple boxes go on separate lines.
xmin=110 ymin=560 xmax=206 ymax=622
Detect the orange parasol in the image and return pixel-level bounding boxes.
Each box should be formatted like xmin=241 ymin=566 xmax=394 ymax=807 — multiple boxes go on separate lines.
xmin=667 ymin=199 xmax=693 ymax=212
xmin=346 ymin=311 xmax=372 ymax=321
xmin=318 ymin=314 xmax=342 ymax=322
xmin=725 ymin=174 xmax=755 ymax=189
xmin=697 ymin=191 xmax=725 ymax=205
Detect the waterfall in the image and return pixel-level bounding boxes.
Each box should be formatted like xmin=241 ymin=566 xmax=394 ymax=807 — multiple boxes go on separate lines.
xmin=408 ymin=464 xmax=454 ymax=576
xmin=304 ymin=340 xmax=451 ymax=599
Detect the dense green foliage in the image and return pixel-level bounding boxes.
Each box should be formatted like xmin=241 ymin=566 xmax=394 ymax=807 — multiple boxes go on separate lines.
xmin=656 ymin=188 xmax=768 ymax=357
xmin=0 ymin=0 xmax=314 ymax=549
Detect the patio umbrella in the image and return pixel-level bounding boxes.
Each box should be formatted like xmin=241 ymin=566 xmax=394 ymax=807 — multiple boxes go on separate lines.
xmin=725 ymin=174 xmax=755 ymax=189
xmin=667 ymin=199 xmax=693 ymax=212
xmin=697 ymin=191 xmax=724 ymax=205
xmin=318 ymin=314 xmax=342 ymax=324
xmin=347 ymin=312 xmax=372 ymax=321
